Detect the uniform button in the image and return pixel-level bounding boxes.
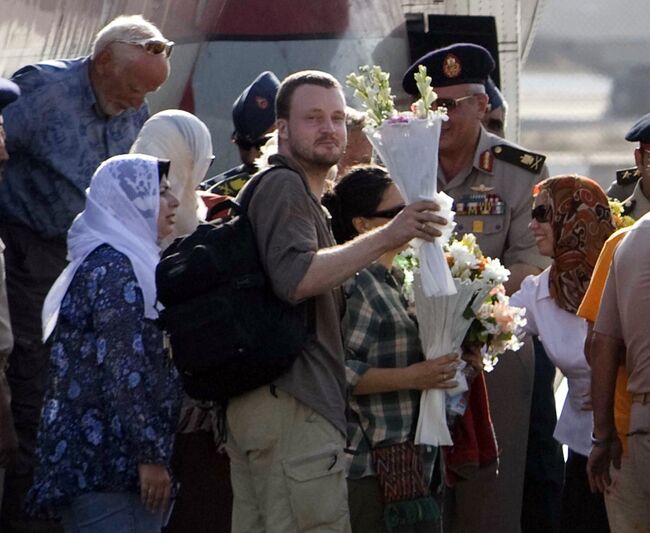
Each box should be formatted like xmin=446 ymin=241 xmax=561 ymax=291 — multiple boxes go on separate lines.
xmin=496 ymin=224 xmax=501 ymax=230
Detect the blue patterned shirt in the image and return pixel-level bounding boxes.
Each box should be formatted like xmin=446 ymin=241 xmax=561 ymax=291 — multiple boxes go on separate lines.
xmin=1 ymin=57 xmax=148 ymax=240
xmin=27 ymin=245 xmax=182 ymax=515
xmin=343 ymin=263 xmax=436 ymax=480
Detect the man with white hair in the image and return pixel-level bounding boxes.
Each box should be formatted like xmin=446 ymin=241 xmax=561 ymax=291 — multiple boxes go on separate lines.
xmin=0 ymin=14 xmax=171 ymax=531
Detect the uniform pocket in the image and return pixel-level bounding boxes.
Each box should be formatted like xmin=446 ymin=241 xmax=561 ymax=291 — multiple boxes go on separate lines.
xmin=282 ymin=443 xmax=349 ymax=531
xmin=455 ymin=213 xmax=507 ymax=235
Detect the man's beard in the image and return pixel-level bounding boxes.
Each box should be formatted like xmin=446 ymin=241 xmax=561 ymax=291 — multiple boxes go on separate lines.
xmin=289 ymin=136 xmax=342 ymax=170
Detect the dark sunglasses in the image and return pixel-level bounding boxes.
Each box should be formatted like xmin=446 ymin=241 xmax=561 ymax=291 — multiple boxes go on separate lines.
xmin=432 ymin=95 xmax=476 ymax=111
xmin=114 ymin=38 xmax=174 ymax=58
xmin=369 ymin=204 xmax=405 ymax=219
xmin=531 ymin=204 xmax=552 ymax=223
xmin=235 ymin=135 xmax=271 ymax=151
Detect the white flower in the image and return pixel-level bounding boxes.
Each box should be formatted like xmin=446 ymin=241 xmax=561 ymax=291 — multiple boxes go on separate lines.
xmin=482 ymin=257 xmax=510 ymax=285
xmin=447 ymin=241 xmax=479 ymax=279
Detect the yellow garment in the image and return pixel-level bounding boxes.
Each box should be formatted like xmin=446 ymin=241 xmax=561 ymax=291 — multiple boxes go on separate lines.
xmin=577 ymin=228 xmax=632 ymax=454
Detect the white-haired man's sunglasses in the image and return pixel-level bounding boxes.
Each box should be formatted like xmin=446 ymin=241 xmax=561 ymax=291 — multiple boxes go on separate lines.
xmin=113 ymin=38 xmax=174 ymax=58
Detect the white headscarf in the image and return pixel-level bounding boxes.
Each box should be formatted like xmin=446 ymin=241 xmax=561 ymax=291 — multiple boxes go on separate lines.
xmin=130 ymin=110 xmax=213 ymax=242
xmin=42 ymin=154 xmax=162 ymax=341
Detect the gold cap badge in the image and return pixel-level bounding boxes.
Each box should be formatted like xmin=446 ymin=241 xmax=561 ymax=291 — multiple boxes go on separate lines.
xmin=442 ymin=54 xmax=462 ymax=78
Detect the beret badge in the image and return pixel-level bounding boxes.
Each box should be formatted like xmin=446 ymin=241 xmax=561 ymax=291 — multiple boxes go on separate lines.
xmin=442 ymin=54 xmax=462 ymax=78
xmin=255 ymin=95 xmax=269 ymax=110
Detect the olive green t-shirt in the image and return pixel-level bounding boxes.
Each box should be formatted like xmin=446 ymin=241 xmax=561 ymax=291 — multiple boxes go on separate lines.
xmin=245 ymin=154 xmax=347 ymax=435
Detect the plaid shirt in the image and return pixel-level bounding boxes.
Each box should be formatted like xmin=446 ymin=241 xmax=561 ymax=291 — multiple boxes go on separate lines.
xmin=343 ymin=263 xmax=435 ymax=479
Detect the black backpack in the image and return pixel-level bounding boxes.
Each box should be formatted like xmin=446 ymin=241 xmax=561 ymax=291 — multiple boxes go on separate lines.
xmin=156 ymin=167 xmax=309 ymax=402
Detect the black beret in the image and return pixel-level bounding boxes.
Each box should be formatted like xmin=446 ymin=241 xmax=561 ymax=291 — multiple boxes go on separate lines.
xmin=625 ymin=112 xmax=650 ymax=144
xmin=0 ymin=77 xmax=20 ymax=112
xmin=402 ymin=43 xmax=495 ymax=95
xmin=232 ymin=71 xmax=280 ymax=144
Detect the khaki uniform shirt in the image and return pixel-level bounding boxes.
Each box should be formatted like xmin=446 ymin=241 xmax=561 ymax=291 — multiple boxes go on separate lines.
xmin=440 ymin=128 xmax=549 ymax=269
xmin=595 ymin=214 xmax=650 ymax=394
xmin=622 ymin=179 xmax=650 ymax=221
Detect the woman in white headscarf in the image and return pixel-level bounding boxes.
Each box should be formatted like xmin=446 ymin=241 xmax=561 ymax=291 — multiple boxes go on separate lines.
xmin=130 ymin=109 xmax=214 ymax=246
xmin=28 ymin=154 xmax=182 ymax=532
xmin=130 ymin=110 xmax=235 ymax=531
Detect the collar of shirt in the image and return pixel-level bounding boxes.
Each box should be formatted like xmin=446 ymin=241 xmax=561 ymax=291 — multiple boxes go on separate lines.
xmin=534 ymin=268 xmax=552 ymax=302
xmin=439 ymin=126 xmax=493 ymax=191
xmin=471 ymin=126 xmax=497 ymax=176
xmin=630 ymin=179 xmax=650 ymax=214
xmin=79 ymin=57 xmax=99 ymax=114
xmin=268 ymin=153 xmax=326 ymax=207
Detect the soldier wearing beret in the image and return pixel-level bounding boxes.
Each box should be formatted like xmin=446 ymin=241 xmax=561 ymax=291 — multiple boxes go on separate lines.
xmin=0 ymin=77 xmax=18 ymax=517
xmin=202 ymin=71 xmax=280 ymax=196
xmin=482 ymin=77 xmax=508 ymax=138
xmin=403 ymin=43 xmax=550 ymax=533
xmin=607 ymin=113 xmax=650 ymax=219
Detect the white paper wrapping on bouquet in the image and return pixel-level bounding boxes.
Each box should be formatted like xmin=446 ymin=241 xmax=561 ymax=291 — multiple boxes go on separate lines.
xmin=412 ymin=276 xmax=490 ymax=446
xmin=365 ymin=116 xmax=456 ymax=297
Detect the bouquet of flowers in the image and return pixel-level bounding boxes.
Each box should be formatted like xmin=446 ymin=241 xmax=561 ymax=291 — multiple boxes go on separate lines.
xmin=397 ymin=234 xmax=526 ymax=445
xmin=608 ymin=197 xmax=635 ymax=229
xmin=347 ymin=65 xmax=456 ymax=297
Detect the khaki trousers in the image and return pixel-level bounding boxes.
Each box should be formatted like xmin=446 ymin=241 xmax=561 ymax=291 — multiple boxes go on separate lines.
xmin=604 ymin=456 xmax=650 ymax=533
xmin=226 ymin=386 xmax=351 ymax=533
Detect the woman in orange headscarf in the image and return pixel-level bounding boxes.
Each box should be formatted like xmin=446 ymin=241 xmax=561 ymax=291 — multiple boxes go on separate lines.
xmin=510 ymin=175 xmax=615 ymax=533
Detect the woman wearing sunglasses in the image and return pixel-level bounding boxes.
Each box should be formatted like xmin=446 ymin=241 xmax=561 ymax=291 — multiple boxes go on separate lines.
xmin=322 ymin=165 xmax=459 ymax=532
xmin=510 ymin=175 xmax=615 ymax=533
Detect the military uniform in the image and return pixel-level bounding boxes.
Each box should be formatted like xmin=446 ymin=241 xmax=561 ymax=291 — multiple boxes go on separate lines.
xmin=200 ymin=71 xmax=279 ymax=197
xmin=607 ymin=167 xmax=640 ymax=202
xmin=621 ymin=179 xmax=650 ymax=220
xmin=441 ymin=127 xmax=550 ymax=533
xmin=201 ymin=163 xmax=255 ymax=197
xmin=441 ymin=128 xmax=548 ymax=268
xmin=404 ymin=43 xmax=551 ymax=533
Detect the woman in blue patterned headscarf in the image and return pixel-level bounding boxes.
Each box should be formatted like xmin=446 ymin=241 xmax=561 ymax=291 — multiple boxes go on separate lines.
xmin=28 ymin=154 xmax=182 ymax=532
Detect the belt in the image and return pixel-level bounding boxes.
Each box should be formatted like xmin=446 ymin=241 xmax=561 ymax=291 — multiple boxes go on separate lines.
xmin=632 ymin=393 xmax=650 ymax=405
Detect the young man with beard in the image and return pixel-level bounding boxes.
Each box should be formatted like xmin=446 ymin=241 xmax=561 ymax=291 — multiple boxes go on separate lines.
xmin=225 ymin=70 xmax=447 ymax=533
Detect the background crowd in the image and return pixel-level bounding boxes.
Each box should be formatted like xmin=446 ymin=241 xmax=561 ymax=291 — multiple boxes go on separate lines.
xmin=0 ymin=12 xmax=648 ymax=533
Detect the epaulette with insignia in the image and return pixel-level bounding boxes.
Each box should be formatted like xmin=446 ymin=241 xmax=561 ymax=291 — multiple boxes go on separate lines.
xmin=208 ymin=172 xmax=251 ymax=197
xmin=622 ymin=198 xmax=636 ymax=217
xmin=615 ymin=167 xmax=641 ymax=186
xmin=492 ymin=145 xmax=546 ymax=173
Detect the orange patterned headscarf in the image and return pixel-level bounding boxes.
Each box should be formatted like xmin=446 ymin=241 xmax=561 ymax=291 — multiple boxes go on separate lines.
xmin=535 ymin=175 xmax=615 ymax=314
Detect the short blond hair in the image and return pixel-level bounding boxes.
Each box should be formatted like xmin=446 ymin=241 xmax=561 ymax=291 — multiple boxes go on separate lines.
xmin=91 ymin=15 xmax=166 ymax=59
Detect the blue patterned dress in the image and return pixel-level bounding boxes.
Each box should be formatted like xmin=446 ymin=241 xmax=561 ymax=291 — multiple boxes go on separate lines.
xmin=27 ymin=244 xmax=182 ymax=515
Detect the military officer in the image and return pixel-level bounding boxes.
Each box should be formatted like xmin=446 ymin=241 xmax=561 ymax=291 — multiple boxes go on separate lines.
xmin=201 ymin=71 xmax=280 ymax=196
xmin=614 ymin=113 xmax=650 ymax=219
xmin=606 ymin=113 xmax=650 ymax=203
xmin=403 ymin=43 xmax=550 ymax=533
xmin=482 ymin=76 xmax=507 ymax=138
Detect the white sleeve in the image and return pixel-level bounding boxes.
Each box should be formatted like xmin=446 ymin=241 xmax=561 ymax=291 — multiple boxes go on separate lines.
xmin=509 ymin=275 xmax=539 ymax=336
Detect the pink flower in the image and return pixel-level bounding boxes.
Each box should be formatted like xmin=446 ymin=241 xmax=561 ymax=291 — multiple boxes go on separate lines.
xmin=489 ymin=285 xmax=505 ymax=297
xmin=492 ymin=302 xmax=514 ymax=332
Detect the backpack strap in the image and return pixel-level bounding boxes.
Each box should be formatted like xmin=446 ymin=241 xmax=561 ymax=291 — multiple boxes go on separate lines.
xmin=238 ymin=162 xmax=318 ymax=335
xmin=237 ymin=164 xmax=288 ymax=213
xmin=238 ymin=162 xmax=315 ymax=213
